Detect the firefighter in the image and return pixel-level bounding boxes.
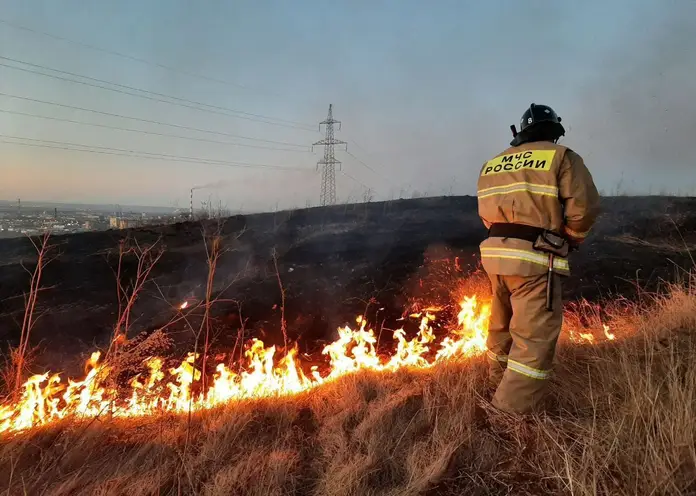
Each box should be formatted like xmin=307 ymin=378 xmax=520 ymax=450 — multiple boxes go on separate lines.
xmin=477 ymin=103 xmax=600 ymax=414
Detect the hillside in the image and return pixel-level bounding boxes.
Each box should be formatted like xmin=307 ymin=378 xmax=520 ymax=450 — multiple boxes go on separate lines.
xmin=1 ymin=195 xmax=694 ymax=370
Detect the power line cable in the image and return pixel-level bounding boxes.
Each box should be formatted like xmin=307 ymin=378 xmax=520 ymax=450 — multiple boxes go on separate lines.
xmin=0 ymin=134 xmax=315 ymax=171
xmin=0 ymin=56 xmax=317 ymax=130
xmin=1 ymin=138 xmax=316 ymax=173
xmin=0 ymin=17 xmax=324 ymax=112
xmin=340 ymin=170 xmax=379 ymax=195
xmin=0 ymin=92 xmax=308 ymax=147
xmin=344 ymin=137 xmax=392 ymax=179
xmin=346 ymin=138 xmax=374 ymax=157
xmin=0 ymin=108 xmax=310 ymax=152
xmin=0 ymin=17 xmax=258 ymax=94
xmin=327 ymin=135 xmax=389 ymax=180
xmin=0 ymin=133 xmax=299 ymax=167
xmin=0 ymin=57 xmax=314 ymax=130
xmin=344 ymin=150 xmax=388 ymax=179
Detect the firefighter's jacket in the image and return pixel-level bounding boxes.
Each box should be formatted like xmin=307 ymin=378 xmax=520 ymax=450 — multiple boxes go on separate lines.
xmin=477 ymin=141 xmax=600 ymax=277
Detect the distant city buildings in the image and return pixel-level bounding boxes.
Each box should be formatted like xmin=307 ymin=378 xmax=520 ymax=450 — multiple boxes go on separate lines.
xmin=0 ymin=203 xmax=186 ymax=239
xmin=108 ymin=217 xmax=140 ymax=230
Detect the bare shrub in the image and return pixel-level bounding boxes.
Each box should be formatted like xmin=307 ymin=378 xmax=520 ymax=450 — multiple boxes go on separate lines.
xmin=199 ymin=222 xmax=224 ymax=393
xmin=7 ymin=231 xmax=56 ymax=397
xmin=109 ymin=235 xmax=164 ymax=352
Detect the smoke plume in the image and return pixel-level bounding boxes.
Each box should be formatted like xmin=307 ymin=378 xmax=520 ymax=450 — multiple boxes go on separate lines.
xmin=192 ymin=180 xmax=229 ymax=192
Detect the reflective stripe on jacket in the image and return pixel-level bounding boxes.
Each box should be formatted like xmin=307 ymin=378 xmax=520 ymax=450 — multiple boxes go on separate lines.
xmin=477 ymin=141 xmax=600 ymax=277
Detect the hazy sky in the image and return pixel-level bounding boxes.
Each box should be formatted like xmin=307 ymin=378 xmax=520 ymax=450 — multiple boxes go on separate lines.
xmin=1 ymin=0 xmax=695 ymax=211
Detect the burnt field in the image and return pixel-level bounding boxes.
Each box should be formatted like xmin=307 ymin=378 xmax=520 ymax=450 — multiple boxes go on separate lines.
xmin=0 ymin=195 xmax=694 ymax=374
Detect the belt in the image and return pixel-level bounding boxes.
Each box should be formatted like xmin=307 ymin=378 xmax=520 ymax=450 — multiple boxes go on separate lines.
xmin=487 ymin=223 xmax=545 ymax=242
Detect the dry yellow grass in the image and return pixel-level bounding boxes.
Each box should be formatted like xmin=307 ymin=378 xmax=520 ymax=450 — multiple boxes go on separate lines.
xmin=1 ymin=277 xmax=696 ymax=495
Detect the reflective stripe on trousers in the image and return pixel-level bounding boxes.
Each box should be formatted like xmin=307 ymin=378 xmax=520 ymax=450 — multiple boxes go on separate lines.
xmin=507 ymin=359 xmax=551 ymax=380
xmin=480 ymin=247 xmax=570 ymax=272
xmin=487 ymin=350 xmax=508 ymax=363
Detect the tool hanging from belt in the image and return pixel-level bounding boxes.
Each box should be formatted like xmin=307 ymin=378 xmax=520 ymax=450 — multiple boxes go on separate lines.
xmin=488 ymin=223 xmax=570 ymax=311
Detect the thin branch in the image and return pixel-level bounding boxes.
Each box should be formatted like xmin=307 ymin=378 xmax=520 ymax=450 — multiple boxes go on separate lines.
xmin=272 ymin=247 xmax=288 ymax=350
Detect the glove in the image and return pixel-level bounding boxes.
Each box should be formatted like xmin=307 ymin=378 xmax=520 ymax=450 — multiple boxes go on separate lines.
xmin=561 ymin=226 xmax=582 ymax=251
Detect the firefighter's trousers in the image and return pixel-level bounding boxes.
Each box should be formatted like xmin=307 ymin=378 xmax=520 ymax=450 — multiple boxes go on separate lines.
xmin=486 ymin=273 xmax=563 ymax=414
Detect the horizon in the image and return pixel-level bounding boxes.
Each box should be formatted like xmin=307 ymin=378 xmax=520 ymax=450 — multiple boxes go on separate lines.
xmin=4 ymin=190 xmax=696 ymax=217
xmin=0 ymin=198 xmax=177 ymax=213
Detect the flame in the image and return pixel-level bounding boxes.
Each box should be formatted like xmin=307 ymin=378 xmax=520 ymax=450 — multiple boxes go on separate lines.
xmin=424 ymin=306 xmax=444 ymax=312
xmin=0 ymin=295 xmax=614 ymax=435
xmin=568 ymin=330 xmax=596 ymax=343
xmin=409 ymin=307 xmax=443 ymax=319
xmin=568 ymin=324 xmax=615 ymax=344
xmin=179 ymin=301 xmax=189 ymax=310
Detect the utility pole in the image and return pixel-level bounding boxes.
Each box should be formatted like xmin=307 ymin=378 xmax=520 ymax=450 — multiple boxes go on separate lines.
xmin=313 ymin=104 xmax=347 ymax=206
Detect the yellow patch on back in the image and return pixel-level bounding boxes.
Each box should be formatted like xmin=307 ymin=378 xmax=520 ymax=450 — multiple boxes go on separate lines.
xmin=481 ymin=150 xmax=556 ymax=176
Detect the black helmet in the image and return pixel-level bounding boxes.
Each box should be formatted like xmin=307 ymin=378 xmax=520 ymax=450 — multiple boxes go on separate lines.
xmin=520 ymin=103 xmax=565 ymax=134
xmin=511 ymin=103 xmax=566 ymax=146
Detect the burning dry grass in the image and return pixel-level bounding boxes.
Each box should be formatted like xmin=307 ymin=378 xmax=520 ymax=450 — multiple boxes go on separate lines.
xmin=2 ymin=277 xmax=696 ymax=495
xmin=0 ymin=296 xmax=492 ymax=434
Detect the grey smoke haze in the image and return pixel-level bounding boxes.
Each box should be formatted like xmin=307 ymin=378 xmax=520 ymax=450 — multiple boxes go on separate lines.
xmin=1 ymin=1 xmax=695 ymax=209
xmin=192 ymin=181 xmax=229 ymax=192
xmin=571 ymin=3 xmax=696 ymax=195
